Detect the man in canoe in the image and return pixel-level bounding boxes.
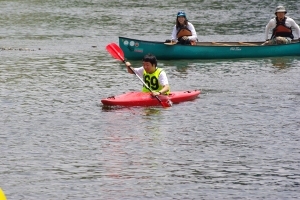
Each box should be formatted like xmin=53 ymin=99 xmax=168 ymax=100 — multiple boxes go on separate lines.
xmin=125 ymin=54 xmax=170 ymax=96
xmin=263 ymin=5 xmax=300 ymax=45
xmin=166 ymin=11 xmax=198 ymax=45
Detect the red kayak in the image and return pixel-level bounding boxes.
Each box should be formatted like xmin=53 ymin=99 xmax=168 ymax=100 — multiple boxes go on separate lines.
xmin=101 ymin=90 xmax=200 ymax=107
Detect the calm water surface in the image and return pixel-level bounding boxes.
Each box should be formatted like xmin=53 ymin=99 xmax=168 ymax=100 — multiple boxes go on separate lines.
xmin=1 ymin=0 xmax=300 ymax=199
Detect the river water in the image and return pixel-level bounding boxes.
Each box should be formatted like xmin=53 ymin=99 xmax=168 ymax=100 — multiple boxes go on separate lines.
xmin=1 ymin=0 xmax=300 ymax=199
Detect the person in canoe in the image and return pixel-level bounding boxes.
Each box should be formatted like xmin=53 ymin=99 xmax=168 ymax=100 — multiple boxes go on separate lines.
xmin=262 ymin=5 xmax=300 ymax=45
xmin=166 ymin=11 xmax=198 ymax=45
xmin=125 ymin=54 xmax=170 ymax=96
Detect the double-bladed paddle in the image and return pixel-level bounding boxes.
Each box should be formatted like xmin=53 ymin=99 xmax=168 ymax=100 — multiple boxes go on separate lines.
xmin=105 ymin=43 xmax=172 ymax=108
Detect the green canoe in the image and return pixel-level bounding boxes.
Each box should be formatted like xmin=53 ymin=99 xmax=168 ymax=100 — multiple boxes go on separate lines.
xmin=119 ymin=36 xmax=300 ymax=60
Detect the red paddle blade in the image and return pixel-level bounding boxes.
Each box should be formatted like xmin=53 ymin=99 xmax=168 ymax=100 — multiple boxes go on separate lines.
xmin=162 ymin=99 xmax=173 ymax=107
xmin=161 ymin=101 xmax=172 ymax=108
xmin=156 ymin=96 xmax=172 ymax=108
xmin=106 ymin=43 xmax=125 ymax=62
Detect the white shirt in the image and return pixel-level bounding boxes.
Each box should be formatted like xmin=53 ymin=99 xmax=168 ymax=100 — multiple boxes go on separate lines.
xmin=171 ymin=22 xmax=198 ymax=42
xmin=265 ymin=16 xmax=300 ymax=40
xmin=134 ymin=67 xmax=169 ymax=86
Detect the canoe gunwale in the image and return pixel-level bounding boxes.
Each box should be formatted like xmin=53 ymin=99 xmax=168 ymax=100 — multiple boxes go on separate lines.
xmin=119 ymin=36 xmax=300 ymax=60
xmin=119 ymin=36 xmax=300 ymax=47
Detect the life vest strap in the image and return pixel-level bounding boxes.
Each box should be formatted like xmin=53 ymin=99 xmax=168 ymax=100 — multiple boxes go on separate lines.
xmin=177 ymin=28 xmax=192 ymax=39
xmin=271 ymin=17 xmax=294 ymax=39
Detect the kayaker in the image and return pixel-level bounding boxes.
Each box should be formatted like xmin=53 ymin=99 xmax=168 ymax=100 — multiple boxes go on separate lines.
xmin=262 ymin=5 xmax=300 ymax=45
xmin=125 ymin=54 xmax=170 ymax=96
xmin=166 ymin=11 xmax=198 ymax=45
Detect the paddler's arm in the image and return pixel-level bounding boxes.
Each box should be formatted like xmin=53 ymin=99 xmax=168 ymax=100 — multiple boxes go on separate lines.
xmin=152 ymin=84 xmax=170 ymax=96
xmin=125 ymin=62 xmax=135 ymax=74
xmin=290 ymin=19 xmax=300 ymax=40
xmin=171 ymin=25 xmax=177 ymax=42
xmin=265 ymin=19 xmax=275 ymax=40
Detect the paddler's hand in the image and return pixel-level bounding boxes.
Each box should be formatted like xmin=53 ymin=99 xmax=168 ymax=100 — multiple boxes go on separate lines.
xmin=125 ymin=62 xmax=131 ymax=67
xmin=152 ymin=91 xmax=161 ymax=96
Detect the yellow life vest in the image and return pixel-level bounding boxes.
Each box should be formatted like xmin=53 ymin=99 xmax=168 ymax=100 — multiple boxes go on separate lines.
xmin=142 ymin=68 xmax=170 ymax=94
xmin=0 ymin=188 xmax=6 ymax=200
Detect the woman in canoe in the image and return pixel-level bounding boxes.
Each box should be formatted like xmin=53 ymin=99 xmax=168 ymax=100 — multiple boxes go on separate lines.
xmin=263 ymin=5 xmax=300 ymax=45
xmin=167 ymin=11 xmax=198 ymax=45
xmin=125 ymin=54 xmax=170 ymax=96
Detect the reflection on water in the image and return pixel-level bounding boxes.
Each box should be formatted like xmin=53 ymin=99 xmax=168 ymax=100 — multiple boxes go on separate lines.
xmin=270 ymin=57 xmax=294 ymax=70
xmin=102 ymin=105 xmax=163 ymax=116
xmin=141 ymin=107 xmax=162 ymax=116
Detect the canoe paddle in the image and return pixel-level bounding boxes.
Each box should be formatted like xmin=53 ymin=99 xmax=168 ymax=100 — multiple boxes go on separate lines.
xmin=164 ymin=42 xmax=176 ymax=45
xmin=105 ymin=43 xmax=172 ymax=108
